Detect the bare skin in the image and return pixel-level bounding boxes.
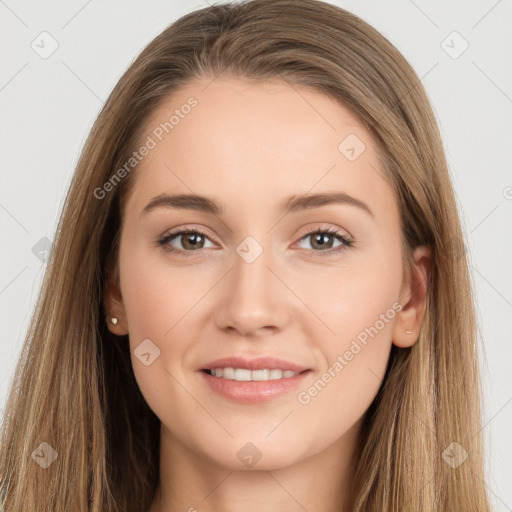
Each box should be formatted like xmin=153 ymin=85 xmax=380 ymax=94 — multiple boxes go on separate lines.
xmin=104 ymin=75 xmax=430 ymax=512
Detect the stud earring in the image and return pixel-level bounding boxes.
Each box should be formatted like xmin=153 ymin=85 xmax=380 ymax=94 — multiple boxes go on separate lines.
xmin=405 ymin=329 xmax=412 ymax=334
xmin=110 ymin=317 xmax=118 ymax=325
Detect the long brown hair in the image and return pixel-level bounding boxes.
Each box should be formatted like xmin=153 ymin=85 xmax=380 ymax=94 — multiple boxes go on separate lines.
xmin=0 ymin=1 xmax=491 ymax=510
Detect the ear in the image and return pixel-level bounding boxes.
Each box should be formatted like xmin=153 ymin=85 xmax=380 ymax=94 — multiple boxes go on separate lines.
xmin=392 ymin=245 xmax=431 ymax=348
xmin=103 ymin=273 xmax=129 ymax=336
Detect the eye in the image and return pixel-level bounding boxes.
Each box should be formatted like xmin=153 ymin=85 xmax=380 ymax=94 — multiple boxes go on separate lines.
xmin=157 ymin=227 xmax=215 ymax=257
xmin=295 ymin=225 xmax=353 ymax=257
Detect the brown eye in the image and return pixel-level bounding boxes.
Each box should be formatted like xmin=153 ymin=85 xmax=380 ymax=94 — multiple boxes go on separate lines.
xmin=296 ymin=227 xmax=353 ymax=256
xmin=178 ymin=232 xmax=207 ymax=250
xmin=308 ymin=232 xmax=337 ymax=250
xmin=157 ymin=227 xmax=215 ymax=256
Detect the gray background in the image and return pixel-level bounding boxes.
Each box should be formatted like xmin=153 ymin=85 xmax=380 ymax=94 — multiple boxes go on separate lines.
xmin=1 ymin=0 xmax=511 ymax=509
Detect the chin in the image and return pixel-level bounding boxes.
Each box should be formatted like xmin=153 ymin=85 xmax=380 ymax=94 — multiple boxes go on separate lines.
xmin=199 ymin=436 xmax=308 ymax=472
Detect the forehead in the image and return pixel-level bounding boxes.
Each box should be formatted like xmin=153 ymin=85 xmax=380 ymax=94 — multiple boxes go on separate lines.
xmin=125 ymin=75 xmax=395 ymax=220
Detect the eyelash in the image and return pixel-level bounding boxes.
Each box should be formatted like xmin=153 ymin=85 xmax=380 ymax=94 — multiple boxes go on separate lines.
xmin=156 ymin=225 xmax=353 ymax=258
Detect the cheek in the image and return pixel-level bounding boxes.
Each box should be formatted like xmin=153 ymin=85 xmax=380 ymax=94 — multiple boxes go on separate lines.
xmin=294 ymin=251 xmax=402 ymax=345
xmin=117 ymin=257 xmax=204 ymax=434
xmin=118 ymin=247 xmax=219 ymax=403
xmin=119 ymin=244 xmax=214 ymax=340
xmin=294 ymin=250 xmax=402 ymax=404
xmin=292 ymin=273 xmax=398 ymax=448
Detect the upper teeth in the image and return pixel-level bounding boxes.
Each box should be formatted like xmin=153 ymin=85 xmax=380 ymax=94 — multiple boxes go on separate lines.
xmin=209 ymin=368 xmax=299 ymax=381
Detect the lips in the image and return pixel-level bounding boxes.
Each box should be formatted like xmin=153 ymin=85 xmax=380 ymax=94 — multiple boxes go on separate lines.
xmin=200 ymin=356 xmax=309 ymax=373
xmin=199 ymin=368 xmax=312 ymax=404
xmin=198 ymin=356 xmax=312 ymax=404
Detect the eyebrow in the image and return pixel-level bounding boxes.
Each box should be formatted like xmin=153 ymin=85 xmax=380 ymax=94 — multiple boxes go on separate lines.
xmin=141 ymin=191 xmax=374 ymax=218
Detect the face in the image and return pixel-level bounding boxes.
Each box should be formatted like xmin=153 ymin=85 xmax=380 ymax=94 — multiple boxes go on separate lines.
xmin=105 ymin=75 xmax=429 ymax=471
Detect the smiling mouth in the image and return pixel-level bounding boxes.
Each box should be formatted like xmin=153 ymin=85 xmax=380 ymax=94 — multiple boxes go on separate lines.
xmin=202 ymin=368 xmax=310 ymax=381
xmin=199 ymin=366 xmax=313 ymax=404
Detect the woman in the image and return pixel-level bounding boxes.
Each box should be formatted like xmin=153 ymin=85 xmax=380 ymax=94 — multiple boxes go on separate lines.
xmin=0 ymin=0 xmax=492 ymax=510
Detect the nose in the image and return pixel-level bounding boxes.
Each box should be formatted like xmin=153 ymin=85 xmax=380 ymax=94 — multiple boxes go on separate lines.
xmin=213 ymin=240 xmax=291 ymax=337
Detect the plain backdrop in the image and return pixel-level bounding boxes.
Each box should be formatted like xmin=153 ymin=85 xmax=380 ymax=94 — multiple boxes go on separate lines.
xmin=1 ymin=0 xmax=511 ymax=509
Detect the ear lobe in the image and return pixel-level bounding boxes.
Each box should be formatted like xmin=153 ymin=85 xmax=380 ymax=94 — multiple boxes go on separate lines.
xmin=103 ymin=275 xmax=129 ymax=335
xmin=392 ymin=245 xmax=431 ymax=348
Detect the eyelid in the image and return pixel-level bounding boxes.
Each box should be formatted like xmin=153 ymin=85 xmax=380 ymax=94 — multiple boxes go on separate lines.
xmin=161 ymin=225 xmax=217 ymax=247
xmin=297 ymin=223 xmax=352 ymax=240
